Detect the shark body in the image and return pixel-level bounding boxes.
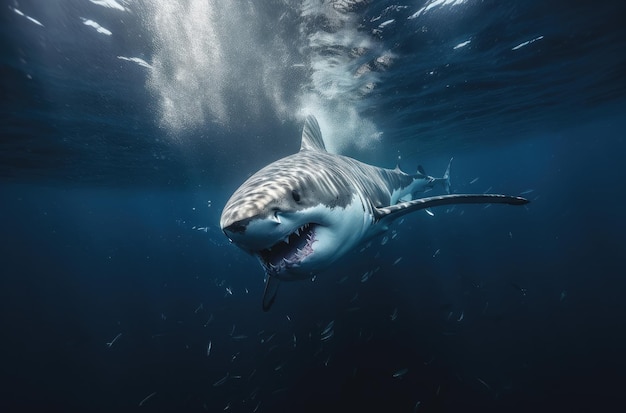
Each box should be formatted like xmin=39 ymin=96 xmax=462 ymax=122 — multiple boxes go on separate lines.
xmin=220 ymin=116 xmax=528 ymax=310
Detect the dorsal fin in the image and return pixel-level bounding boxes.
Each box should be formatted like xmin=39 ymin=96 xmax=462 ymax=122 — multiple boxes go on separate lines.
xmin=417 ymin=165 xmax=426 ymax=175
xmin=300 ymin=115 xmax=327 ymax=152
xmin=394 ymin=156 xmax=403 ymax=172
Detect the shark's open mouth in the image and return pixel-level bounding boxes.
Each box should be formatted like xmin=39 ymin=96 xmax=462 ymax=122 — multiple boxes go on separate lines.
xmin=258 ymin=223 xmax=317 ymax=275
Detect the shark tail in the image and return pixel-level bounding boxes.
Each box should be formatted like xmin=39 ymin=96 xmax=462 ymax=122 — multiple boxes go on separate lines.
xmin=374 ymin=193 xmax=529 ymax=223
xmin=442 ymin=157 xmax=452 ymax=194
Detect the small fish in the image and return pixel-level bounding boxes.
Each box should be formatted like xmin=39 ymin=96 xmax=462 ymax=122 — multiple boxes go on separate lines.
xmin=138 ymin=391 xmax=157 ymax=407
xmin=261 ymin=332 xmax=276 ymax=344
xmin=390 ymin=307 xmax=398 ymax=321
xmin=470 ymin=177 xmax=480 ymax=184
xmin=476 ymin=377 xmax=492 ymax=392
xmin=393 ymin=368 xmax=408 ymax=378
xmin=457 ymin=311 xmax=464 ymax=322
xmin=225 ymin=287 xmax=233 ymax=296
xmin=425 ymin=209 xmax=434 ymax=217
xmin=413 ymin=401 xmax=422 ymax=412
xmin=321 ymin=320 xmax=335 ymax=336
xmin=213 ymin=373 xmax=230 ymax=387
xmin=320 ymin=330 xmax=334 ymax=341
xmin=232 ymin=335 xmax=248 ymax=341
xmin=194 ymin=303 xmax=203 ymax=313
xmin=106 ymin=333 xmax=122 ymax=348
xmin=381 ymin=236 xmax=389 ymax=245
xmin=230 ymin=324 xmax=236 ymax=336
xmin=560 ymin=290 xmax=567 ymax=302
xmin=361 ymin=271 xmax=372 ymax=282
xmin=203 ymin=313 xmax=214 ymax=327
xmin=519 ymin=189 xmax=535 ymax=195
xmin=433 ymin=248 xmax=441 ymax=258
xmin=392 ymin=257 xmax=403 ymax=265
xmin=484 ymin=186 xmax=492 ymax=193
xmin=207 ymin=341 xmax=212 ymax=356
xmin=509 ymin=231 xmax=513 ymax=239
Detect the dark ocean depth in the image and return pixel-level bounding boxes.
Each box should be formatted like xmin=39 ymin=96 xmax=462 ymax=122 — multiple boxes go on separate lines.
xmin=1 ymin=1 xmax=625 ymax=412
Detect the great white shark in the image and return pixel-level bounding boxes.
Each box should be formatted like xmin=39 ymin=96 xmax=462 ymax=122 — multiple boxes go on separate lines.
xmin=220 ymin=116 xmax=529 ymax=310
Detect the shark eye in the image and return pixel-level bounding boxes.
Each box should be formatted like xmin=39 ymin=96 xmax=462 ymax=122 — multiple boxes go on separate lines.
xmin=291 ymin=190 xmax=301 ymax=203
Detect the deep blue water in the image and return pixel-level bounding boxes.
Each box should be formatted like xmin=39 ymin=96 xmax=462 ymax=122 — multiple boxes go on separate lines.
xmin=1 ymin=1 xmax=626 ymax=412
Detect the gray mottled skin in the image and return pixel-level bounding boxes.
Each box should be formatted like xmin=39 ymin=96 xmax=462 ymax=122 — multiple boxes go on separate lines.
xmin=220 ymin=116 xmax=419 ymax=231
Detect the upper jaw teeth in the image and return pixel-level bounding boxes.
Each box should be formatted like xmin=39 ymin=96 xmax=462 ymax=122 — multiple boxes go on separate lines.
xmin=280 ymin=224 xmax=310 ymax=246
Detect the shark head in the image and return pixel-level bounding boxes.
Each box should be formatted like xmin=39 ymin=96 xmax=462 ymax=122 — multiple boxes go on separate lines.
xmin=220 ymin=117 xmax=369 ymax=281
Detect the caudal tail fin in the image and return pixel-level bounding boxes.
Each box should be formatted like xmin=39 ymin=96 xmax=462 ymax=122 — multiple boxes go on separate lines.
xmin=442 ymin=157 xmax=453 ymax=194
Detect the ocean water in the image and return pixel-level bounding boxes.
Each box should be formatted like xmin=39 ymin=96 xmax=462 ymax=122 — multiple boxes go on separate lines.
xmin=1 ymin=1 xmax=625 ymax=412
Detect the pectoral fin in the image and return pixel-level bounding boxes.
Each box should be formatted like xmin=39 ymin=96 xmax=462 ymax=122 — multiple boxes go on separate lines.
xmin=262 ymin=274 xmax=281 ymax=311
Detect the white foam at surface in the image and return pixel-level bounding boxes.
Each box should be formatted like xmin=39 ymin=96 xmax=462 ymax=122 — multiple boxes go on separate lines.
xmin=90 ymin=0 xmax=126 ymax=11
xmin=408 ymin=0 xmax=468 ymax=20
xmin=138 ymin=0 xmax=388 ymax=151
xmin=117 ymin=56 xmax=153 ymax=69
xmin=82 ymin=18 xmax=112 ymax=36
xmin=297 ymin=0 xmax=389 ymax=152
xmin=378 ymin=19 xmax=395 ymax=29
xmin=453 ymin=40 xmax=471 ymax=49
xmin=512 ymin=36 xmax=544 ymax=51
xmin=11 ymin=7 xmax=44 ymax=27
xmin=143 ymin=0 xmax=297 ymax=132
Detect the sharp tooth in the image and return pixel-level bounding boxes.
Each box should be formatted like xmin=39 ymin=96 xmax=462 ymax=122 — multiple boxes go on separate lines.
xmin=295 ymin=228 xmax=300 ymax=236
xmin=284 ymin=236 xmax=290 ymax=244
